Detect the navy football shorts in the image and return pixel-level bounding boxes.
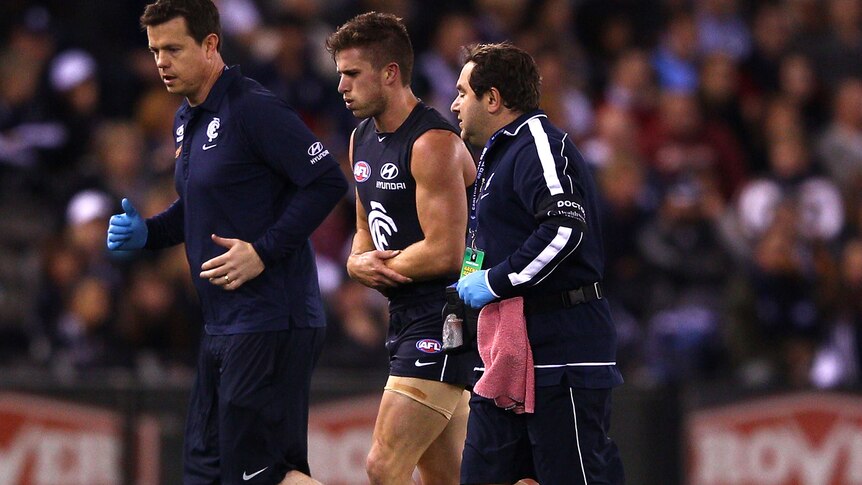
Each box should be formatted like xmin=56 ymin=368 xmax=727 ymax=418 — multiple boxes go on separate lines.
xmin=386 ymin=295 xmax=476 ymax=387
xmin=461 ymin=383 xmax=625 ymax=485
xmin=183 ymin=327 xmax=324 ymax=485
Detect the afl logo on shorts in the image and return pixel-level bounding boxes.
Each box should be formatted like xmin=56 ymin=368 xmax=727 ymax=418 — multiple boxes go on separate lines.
xmin=416 ymin=339 xmax=442 ymax=354
xmin=354 ymin=161 xmax=371 ymax=182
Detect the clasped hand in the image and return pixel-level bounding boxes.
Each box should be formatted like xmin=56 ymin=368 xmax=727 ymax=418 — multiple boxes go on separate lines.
xmin=199 ymin=234 xmax=264 ymax=291
xmin=347 ymin=250 xmax=412 ymax=290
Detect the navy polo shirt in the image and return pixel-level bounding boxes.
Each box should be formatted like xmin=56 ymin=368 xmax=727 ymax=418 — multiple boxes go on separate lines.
xmin=145 ymin=66 xmax=347 ymax=335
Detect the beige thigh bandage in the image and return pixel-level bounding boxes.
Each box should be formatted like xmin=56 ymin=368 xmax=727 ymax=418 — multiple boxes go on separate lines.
xmin=384 ymin=375 xmax=468 ymax=420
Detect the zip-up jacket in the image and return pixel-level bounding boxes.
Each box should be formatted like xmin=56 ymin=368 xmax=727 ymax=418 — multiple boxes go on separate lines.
xmin=472 ymin=110 xmax=622 ymax=388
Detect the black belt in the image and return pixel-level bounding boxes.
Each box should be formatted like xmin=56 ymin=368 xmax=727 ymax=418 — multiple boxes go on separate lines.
xmin=525 ymin=282 xmax=603 ymax=313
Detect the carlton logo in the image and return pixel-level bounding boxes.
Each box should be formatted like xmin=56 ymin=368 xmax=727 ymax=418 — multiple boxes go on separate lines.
xmin=416 ymin=339 xmax=442 ymax=354
xmin=206 ymin=117 xmax=220 ymax=142
xmin=687 ymin=393 xmax=862 ymax=485
xmin=368 ymin=201 xmax=398 ymax=250
xmin=354 ymin=161 xmax=371 ymax=183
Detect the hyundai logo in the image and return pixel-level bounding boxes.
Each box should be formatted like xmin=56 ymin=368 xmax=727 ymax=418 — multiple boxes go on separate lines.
xmin=307 ymin=141 xmax=324 ymax=156
xmin=380 ymin=163 xmax=399 ymax=180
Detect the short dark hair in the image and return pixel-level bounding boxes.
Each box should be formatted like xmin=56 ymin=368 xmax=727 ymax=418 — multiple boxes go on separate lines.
xmin=325 ymin=12 xmax=414 ymax=86
xmin=140 ymin=0 xmax=222 ymax=51
xmin=463 ymin=42 xmax=540 ymax=113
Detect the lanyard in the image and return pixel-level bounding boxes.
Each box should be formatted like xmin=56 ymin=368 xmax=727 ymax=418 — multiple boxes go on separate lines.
xmin=468 ymin=131 xmax=502 ymax=249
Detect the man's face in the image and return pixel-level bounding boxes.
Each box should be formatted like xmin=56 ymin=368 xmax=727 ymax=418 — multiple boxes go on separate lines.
xmin=334 ymin=47 xmax=386 ymax=120
xmin=147 ymin=17 xmax=211 ymax=103
xmin=451 ymin=62 xmax=488 ymax=146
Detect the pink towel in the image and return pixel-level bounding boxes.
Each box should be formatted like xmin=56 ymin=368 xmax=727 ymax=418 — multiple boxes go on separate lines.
xmin=473 ymin=296 xmax=535 ymax=414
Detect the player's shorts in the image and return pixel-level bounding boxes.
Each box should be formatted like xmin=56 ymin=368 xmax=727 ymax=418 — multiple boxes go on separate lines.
xmin=386 ymin=295 xmax=477 ymax=388
xmin=183 ymin=327 xmax=325 ymax=485
xmin=461 ymin=382 xmax=625 ymax=485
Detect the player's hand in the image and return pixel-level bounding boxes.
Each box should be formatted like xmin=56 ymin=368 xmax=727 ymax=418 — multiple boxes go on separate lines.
xmin=107 ymin=198 xmax=148 ymax=250
xmin=347 ymin=250 xmax=412 ymax=290
xmin=200 ymin=234 xmax=264 ymax=291
xmin=457 ymin=270 xmax=495 ymax=308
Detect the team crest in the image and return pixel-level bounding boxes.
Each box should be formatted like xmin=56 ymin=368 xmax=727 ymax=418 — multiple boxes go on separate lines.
xmin=206 ymin=118 xmax=220 ymax=142
xmin=368 ymin=201 xmax=398 ymax=250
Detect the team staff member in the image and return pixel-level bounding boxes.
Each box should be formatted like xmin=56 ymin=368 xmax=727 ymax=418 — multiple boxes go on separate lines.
xmin=452 ymin=43 xmax=625 ymax=485
xmin=106 ymin=1 xmax=347 ymax=484
xmin=326 ymin=12 xmax=477 ymax=485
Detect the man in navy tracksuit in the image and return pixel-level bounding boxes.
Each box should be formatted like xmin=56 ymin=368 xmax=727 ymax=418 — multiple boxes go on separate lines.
xmin=106 ymin=1 xmax=347 ymax=484
xmin=452 ymin=43 xmax=625 ymax=484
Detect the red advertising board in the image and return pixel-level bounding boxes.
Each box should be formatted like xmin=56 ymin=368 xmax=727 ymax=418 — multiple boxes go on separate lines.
xmin=308 ymin=394 xmax=380 ymax=485
xmin=687 ymin=393 xmax=862 ymax=485
xmin=0 ymin=392 xmax=159 ymax=485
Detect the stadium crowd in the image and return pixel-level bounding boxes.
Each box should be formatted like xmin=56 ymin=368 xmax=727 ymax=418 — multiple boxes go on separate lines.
xmin=2 ymin=0 xmax=862 ymax=391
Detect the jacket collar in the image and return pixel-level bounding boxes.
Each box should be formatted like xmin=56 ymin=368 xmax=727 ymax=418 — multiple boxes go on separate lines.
xmin=498 ymin=110 xmax=547 ymax=138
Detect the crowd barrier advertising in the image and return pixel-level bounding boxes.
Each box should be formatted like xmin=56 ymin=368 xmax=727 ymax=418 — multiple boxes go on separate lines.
xmin=308 ymin=394 xmax=380 ymax=484
xmin=0 ymin=392 xmax=159 ymax=485
xmin=687 ymin=393 xmax=862 ymax=485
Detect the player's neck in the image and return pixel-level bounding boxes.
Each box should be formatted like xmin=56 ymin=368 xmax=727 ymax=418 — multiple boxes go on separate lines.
xmin=373 ymin=88 xmax=419 ymax=133
xmin=188 ymin=57 xmax=227 ymax=107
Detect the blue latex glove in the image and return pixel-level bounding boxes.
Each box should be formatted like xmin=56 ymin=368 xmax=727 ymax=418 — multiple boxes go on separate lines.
xmin=107 ymin=198 xmax=148 ymax=250
xmin=457 ymin=270 xmax=496 ymax=309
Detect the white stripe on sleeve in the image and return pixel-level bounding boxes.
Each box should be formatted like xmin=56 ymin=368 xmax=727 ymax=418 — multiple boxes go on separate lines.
xmin=528 ymin=118 xmax=563 ymax=196
xmin=507 ymin=226 xmax=573 ymax=286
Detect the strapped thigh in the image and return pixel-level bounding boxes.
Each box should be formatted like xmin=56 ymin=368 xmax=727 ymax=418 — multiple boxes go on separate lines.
xmin=384 ymin=375 xmax=466 ymax=419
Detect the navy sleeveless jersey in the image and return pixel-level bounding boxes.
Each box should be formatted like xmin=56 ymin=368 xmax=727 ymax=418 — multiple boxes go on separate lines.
xmin=352 ymin=102 xmax=460 ymax=302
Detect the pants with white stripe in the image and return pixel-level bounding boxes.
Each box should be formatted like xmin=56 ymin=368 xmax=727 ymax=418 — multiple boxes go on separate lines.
xmin=461 ymin=385 xmax=625 ymax=484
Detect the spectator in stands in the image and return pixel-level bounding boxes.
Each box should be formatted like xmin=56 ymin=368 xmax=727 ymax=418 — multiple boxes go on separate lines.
xmin=726 ymin=223 xmax=825 ymax=388
xmin=817 ymin=77 xmax=862 ymax=196
xmin=53 ymin=275 xmax=127 ymax=371
xmin=652 ymin=10 xmax=700 ymax=93
xmin=695 ymin=0 xmax=751 ymax=61
xmin=414 ymin=11 xmax=478 ymax=125
xmin=640 ymin=90 xmax=748 ymax=200
xmin=698 ymin=52 xmax=759 ymax=168
xmin=744 ymin=2 xmax=793 ymax=94
xmin=804 ymin=0 xmax=862 ymax=90
xmin=776 ymin=53 xmax=828 ymax=136
xmin=736 ymin=135 xmax=844 ymax=246
xmin=636 ymin=175 xmax=733 ymax=381
xmin=118 ymin=264 xmax=199 ymax=375
xmin=602 ymin=48 xmax=658 ymax=129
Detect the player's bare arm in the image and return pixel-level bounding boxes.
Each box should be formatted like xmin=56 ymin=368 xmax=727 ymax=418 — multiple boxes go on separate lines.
xmin=346 ymin=129 xmax=413 ymax=289
xmin=383 ymin=129 xmax=475 ymax=279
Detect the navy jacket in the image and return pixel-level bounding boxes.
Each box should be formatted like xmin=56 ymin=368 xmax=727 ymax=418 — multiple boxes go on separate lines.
xmin=472 ymin=111 xmax=622 ymax=388
xmin=145 ymin=66 xmax=347 ymax=335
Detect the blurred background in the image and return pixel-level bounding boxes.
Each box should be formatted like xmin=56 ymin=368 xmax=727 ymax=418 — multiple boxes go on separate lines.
xmin=1 ymin=0 xmax=862 ymax=483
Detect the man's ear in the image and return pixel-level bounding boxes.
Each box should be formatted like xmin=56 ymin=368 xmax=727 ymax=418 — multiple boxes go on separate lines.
xmin=486 ymin=87 xmax=504 ymax=114
xmin=204 ymin=33 xmax=220 ymax=58
xmin=383 ymin=62 xmax=399 ymax=85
